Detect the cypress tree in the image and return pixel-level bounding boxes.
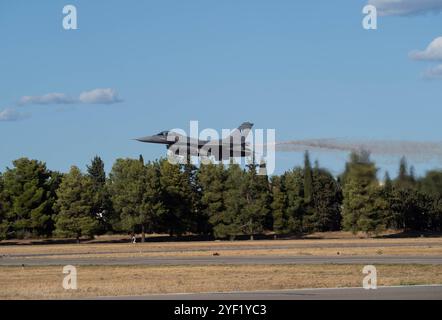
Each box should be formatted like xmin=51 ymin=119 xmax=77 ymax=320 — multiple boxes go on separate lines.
xmin=303 ymin=151 xmax=313 ymax=204
xmin=86 ymin=156 xmax=111 ymax=233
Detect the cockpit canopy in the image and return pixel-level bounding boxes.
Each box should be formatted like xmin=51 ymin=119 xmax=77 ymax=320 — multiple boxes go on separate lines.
xmin=157 ymin=131 xmax=169 ymax=137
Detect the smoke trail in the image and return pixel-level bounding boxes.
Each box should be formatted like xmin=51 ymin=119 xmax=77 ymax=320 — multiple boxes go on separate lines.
xmin=274 ymin=138 xmax=442 ymax=163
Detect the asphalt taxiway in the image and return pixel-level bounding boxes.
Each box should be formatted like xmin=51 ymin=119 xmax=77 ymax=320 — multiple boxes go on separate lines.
xmin=1 ymin=255 xmax=442 ymax=266
xmin=97 ymin=285 xmax=442 ymax=300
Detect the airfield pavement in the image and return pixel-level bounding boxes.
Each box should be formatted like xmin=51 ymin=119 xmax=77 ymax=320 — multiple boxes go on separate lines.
xmin=1 ymin=255 xmax=442 ymax=266
xmin=98 ymin=285 xmax=442 ymax=300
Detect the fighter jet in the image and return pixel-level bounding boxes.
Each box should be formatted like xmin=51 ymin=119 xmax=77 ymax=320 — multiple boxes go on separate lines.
xmin=135 ymin=122 xmax=254 ymax=161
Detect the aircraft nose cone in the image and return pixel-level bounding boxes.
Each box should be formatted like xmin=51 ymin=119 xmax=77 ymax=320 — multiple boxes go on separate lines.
xmin=135 ymin=135 xmax=156 ymax=143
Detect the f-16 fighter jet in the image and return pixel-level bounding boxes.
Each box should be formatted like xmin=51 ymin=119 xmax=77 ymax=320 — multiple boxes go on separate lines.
xmin=135 ymin=122 xmax=254 ymax=161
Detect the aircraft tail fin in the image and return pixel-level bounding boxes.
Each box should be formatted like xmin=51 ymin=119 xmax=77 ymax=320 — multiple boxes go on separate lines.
xmin=238 ymin=122 xmax=254 ymax=132
xmin=222 ymin=122 xmax=254 ymax=143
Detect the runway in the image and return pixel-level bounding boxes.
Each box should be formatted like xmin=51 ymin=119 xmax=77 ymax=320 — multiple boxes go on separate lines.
xmin=2 ymin=255 xmax=442 ymax=266
xmin=98 ymin=285 xmax=442 ymax=300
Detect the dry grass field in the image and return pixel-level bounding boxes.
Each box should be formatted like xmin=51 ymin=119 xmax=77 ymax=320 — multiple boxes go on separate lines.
xmin=1 ymin=237 xmax=442 ymax=260
xmin=1 ymin=264 xmax=442 ymax=299
xmin=1 ymin=234 xmax=442 ymax=299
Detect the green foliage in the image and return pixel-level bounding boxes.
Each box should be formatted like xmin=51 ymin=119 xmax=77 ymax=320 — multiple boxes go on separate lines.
xmin=384 ymin=172 xmax=393 ymax=192
xmin=54 ymin=166 xmax=99 ymax=241
xmin=0 ymin=173 xmax=9 ymax=240
xmin=1 ymin=158 xmax=56 ymax=238
xmin=216 ymin=163 xmax=245 ymax=239
xmin=87 ymin=156 xmax=106 ymax=186
xmin=419 ymin=170 xmax=442 ymax=199
xmin=303 ymin=151 xmax=313 ymax=204
xmin=282 ymin=168 xmax=305 ymax=233
xmin=1 ymin=153 xmax=442 ymax=241
xmin=198 ymin=162 xmax=226 ymax=237
xmin=87 ymin=156 xmax=112 ymax=233
xmin=429 ymin=198 xmax=442 ymax=232
xmin=304 ymin=166 xmax=342 ymax=232
xmin=341 ymin=152 xmax=380 ymax=234
xmin=418 ymin=170 xmax=442 ymax=232
xmin=183 ymin=160 xmax=203 ymax=234
xmin=358 ymin=185 xmax=389 ymax=235
xmin=109 ymin=159 xmax=164 ymax=241
xmin=159 ymin=159 xmax=192 ymax=236
xmin=271 ymin=176 xmax=290 ymax=233
xmin=386 ymin=158 xmax=436 ymax=231
xmin=240 ymin=162 xmax=271 ymax=239
xmin=395 ymin=157 xmax=416 ymax=189
xmin=389 ymin=187 xmax=432 ymax=231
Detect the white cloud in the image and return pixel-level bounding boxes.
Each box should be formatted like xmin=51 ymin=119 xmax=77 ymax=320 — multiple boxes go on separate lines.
xmin=0 ymin=108 xmax=29 ymax=121
xmin=409 ymin=37 xmax=442 ymax=61
xmin=19 ymin=93 xmax=75 ymax=106
xmin=19 ymin=88 xmax=123 ymax=106
xmin=368 ymin=0 xmax=442 ymax=16
xmin=423 ymin=64 xmax=442 ymax=79
xmin=79 ymin=88 xmax=123 ymax=104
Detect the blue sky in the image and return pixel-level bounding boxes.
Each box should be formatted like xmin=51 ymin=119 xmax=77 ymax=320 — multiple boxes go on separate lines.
xmin=1 ymin=0 xmax=441 ymax=177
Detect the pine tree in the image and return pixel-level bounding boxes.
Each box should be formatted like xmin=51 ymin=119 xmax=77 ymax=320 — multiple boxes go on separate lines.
xmin=240 ymin=161 xmax=270 ymax=239
xmin=390 ymin=158 xmax=424 ymax=230
xmin=419 ymin=170 xmax=442 ymax=198
xmin=390 ymin=187 xmax=430 ymax=231
xmin=258 ymin=161 xmax=273 ymax=231
xmin=2 ymin=158 xmax=55 ymax=238
xmin=382 ymin=171 xmax=395 ymax=228
xmin=410 ymin=166 xmax=416 ymax=183
xmin=359 ymin=185 xmax=389 ymax=235
xmin=398 ymin=157 xmax=408 ymax=182
xmin=221 ymin=162 xmax=245 ymax=239
xmin=304 ymin=166 xmax=342 ymax=232
xmin=283 ymin=168 xmax=304 ymax=233
xmin=183 ymin=158 xmax=202 ymax=234
xmin=302 ymin=152 xmax=315 ymax=231
xmin=0 ymin=172 xmax=10 ymax=240
xmin=87 ymin=156 xmax=106 ymax=186
xmin=384 ymin=172 xmax=392 ymax=192
xmin=54 ymin=166 xmax=98 ymax=243
xmin=341 ymin=152 xmax=380 ymax=234
xmin=86 ymin=156 xmax=111 ymax=233
xmin=197 ymin=162 xmax=226 ymax=237
xmin=159 ymin=159 xmax=192 ymax=236
xmin=395 ymin=157 xmax=416 ymax=189
xmin=142 ymin=161 xmax=165 ymax=238
xmin=271 ymin=176 xmax=289 ymax=234
xmin=109 ymin=158 xmax=164 ymax=242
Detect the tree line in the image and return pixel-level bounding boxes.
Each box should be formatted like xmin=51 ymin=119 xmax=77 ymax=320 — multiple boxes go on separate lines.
xmin=1 ymin=152 xmax=441 ymax=242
